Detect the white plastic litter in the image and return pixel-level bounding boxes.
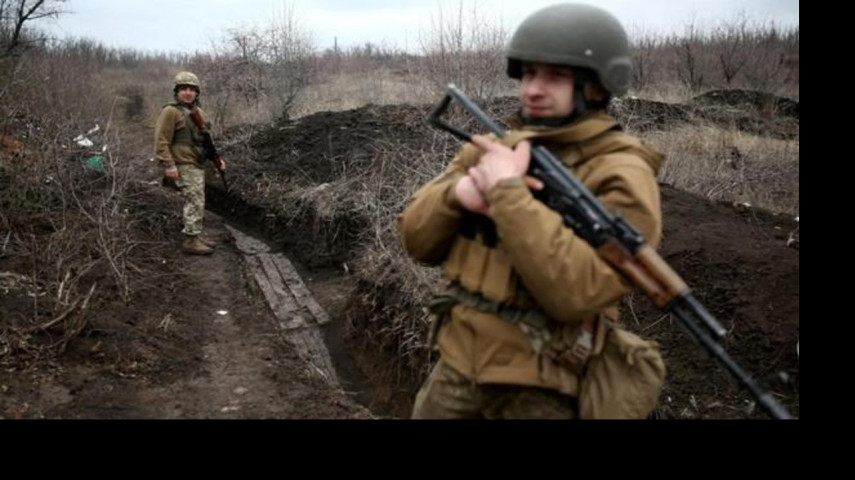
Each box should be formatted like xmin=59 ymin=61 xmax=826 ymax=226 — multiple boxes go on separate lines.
xmin=74 ymin=125 xmax=102 ymax=148
xmin=73 ymin=135 xmax=94 ymax=147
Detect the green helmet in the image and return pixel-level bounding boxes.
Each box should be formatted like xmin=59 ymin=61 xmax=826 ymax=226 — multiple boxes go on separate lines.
xmin=173 ymin=71 xmax=201 ymax=93
xmin=506 ymin=3 xmax=631 ymax=96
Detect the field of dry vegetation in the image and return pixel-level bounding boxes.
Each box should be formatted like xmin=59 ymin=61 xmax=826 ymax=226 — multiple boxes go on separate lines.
xmin=1 ymin=0 xmax=797 ymax=418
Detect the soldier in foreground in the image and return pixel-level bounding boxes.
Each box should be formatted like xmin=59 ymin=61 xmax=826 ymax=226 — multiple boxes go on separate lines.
xmin=400 ymin=3 xmax=667 ymax=419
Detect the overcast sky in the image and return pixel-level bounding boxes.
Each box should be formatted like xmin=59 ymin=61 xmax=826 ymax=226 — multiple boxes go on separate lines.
xmin=42 ymin=0 xmax=799 ymax=54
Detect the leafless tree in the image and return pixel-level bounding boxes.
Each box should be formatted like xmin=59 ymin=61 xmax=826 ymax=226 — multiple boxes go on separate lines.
xmin=0 ymin=0 xmax=66 ymax=57
xmin=740 ymin=23 xmax=793 ymax=93
xmin=712 ymin=14 xmax=751 ymax=86
xmin=671 ymin=20 xmax=709 ymax=93
xmin=629 ymin=26 xmax=662 ymax=93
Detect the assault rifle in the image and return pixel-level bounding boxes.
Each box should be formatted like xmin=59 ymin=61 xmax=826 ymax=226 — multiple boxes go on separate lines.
xmin=428 ymin=84 xmax=793 ymax=420
xmin=190 ymin=109 xmax=229 ymax=191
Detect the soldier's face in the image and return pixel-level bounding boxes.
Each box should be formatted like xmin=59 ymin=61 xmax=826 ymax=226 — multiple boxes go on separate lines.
xmin=176 ymin=85 xmax=198 ymax=104
xmin=519 ymin=63 xmax=575 ymax=119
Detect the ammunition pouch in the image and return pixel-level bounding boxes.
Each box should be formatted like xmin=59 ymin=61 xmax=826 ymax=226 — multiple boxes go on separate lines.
xmin=167 ymin=103 xmax=205 ymax=159
xmin=578 ymin=323 xmax=666 ymax=419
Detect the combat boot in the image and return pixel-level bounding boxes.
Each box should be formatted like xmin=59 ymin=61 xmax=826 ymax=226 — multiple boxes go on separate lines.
xmin=182 ymin=235 xmax=214 ymax=255
xmin=198 ymin=235 xmax=218 ymax=247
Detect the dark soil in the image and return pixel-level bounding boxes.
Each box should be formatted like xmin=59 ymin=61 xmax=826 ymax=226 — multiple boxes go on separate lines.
xmin=614 ymin=89 xmax=799 ymax=139
xmin=0 ymin=211 xmax=370 ymax=419
xmin=638 ymin=185 xmax=798 ymax=418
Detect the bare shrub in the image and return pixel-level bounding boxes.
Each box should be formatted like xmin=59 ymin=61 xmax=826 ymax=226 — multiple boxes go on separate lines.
xmin=671 ymin=21 xmax=711 ymax=94
xmin=711 ymin=14 xmax=752 ymax=86
xmin=629 ymin=17 xmax=798 ymax=101
xmin=193 ymin=3 xmax=316 ymax=128
xmin=295 ymin=42 xmax=432 ymax=116
xmin=417 ymin=0 xmax=512 ymax=100
xmin=0 ymin=129 xmax=113 ymax=359
xmin=739 ymin=24 xmax=798 ymax=94
xmin=344 ymin=140 xmax=450 ymax=375
xmin=1 ymin=64 xmax=176 ymax=363
xmin=629 ymin=27 xmax=664 ymax=93
xmin=247 ymin=134 xmax=455 ymax=379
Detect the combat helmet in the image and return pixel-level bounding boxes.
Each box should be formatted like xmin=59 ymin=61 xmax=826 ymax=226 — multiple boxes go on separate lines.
xmin=506 ymin=3 xmax=631 ymax=96
xmin=173 ymin=71 xmax=201 ymax=93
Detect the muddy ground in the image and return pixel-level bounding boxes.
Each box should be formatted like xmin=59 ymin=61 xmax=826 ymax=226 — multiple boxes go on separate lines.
xmin=0 ymin=89 xmax=798 ymax=419
xmin=0 ymin=209 xmax=371 ymax=419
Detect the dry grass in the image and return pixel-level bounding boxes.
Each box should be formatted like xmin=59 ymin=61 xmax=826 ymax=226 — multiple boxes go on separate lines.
xmin=293 ymin=68 xmax=436 ymax=118
xmin=226 ymin=118 xmax=455 ymax=378
xmin=332 ymin=141 xmax=457 ymax=379
xmin=636 ymin=82 xmax=704 ymax=104
xmin=647 ymin=123 xmax=799 ymax=215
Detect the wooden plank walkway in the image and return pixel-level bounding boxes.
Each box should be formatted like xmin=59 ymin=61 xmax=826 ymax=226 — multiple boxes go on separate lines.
xmin=227 ymin=225 xmax=338 ymax=386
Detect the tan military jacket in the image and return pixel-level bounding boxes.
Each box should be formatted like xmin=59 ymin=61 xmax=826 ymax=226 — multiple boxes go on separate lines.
xmin=398 ymin=111 xmax=664 ymax=396
xmin=153 ymin=103 xmax=208 ymax=169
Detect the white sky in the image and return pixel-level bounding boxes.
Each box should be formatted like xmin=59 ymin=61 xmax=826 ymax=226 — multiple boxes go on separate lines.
xmin=42 ymin=0 xmax=799 ymax=54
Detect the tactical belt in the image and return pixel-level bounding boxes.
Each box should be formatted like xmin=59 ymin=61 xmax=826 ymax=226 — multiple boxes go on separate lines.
xmin=428 ymin=283 xmax=595 ymax=371
xmin=428 ymin=284 xmax=553 ymax=353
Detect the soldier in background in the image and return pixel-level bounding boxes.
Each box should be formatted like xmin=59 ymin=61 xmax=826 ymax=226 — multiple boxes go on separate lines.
xmin=154 ymin=71 xmax=226 ymax=255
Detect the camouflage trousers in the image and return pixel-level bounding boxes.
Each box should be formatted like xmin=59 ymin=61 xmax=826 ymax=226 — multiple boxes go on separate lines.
xmin=176 ymin=164 xmax=206 ymax=236
xmin=411 ymin=359 xmax=578 ymax=419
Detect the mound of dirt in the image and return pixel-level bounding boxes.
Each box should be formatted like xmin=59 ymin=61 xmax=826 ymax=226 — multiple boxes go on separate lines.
xmin=241 ymin=88 xmax=799 ymax=190
xmin=609 ymin=90 xmax=799 ymax=140
xmin=609 ymin=97 xmax=693 ymax=132
xmin=250 ymin=104 xmax=437 ymax=185
xmin=691 ymin=89 xmax=799 ymax=120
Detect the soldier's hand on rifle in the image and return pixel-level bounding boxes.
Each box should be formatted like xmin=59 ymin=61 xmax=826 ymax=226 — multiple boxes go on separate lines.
xmin=164 ymin=166 xmax=179 ymax=179
xmin=468 ymin=135 xmax=543 ymax=196
xmin=217 ymin=158 xmax=227 ymax=171
xmin=454 ymin=175 xmax=490 ymax=215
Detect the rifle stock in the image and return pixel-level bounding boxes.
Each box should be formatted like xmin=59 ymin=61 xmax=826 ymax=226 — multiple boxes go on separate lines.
xmin=428 ymin=84 xmax=793 ymax=420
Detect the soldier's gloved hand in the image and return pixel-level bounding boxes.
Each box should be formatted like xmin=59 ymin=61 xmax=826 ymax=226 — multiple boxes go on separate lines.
xmin=164 ymin=166 xmax=179 ymax=179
